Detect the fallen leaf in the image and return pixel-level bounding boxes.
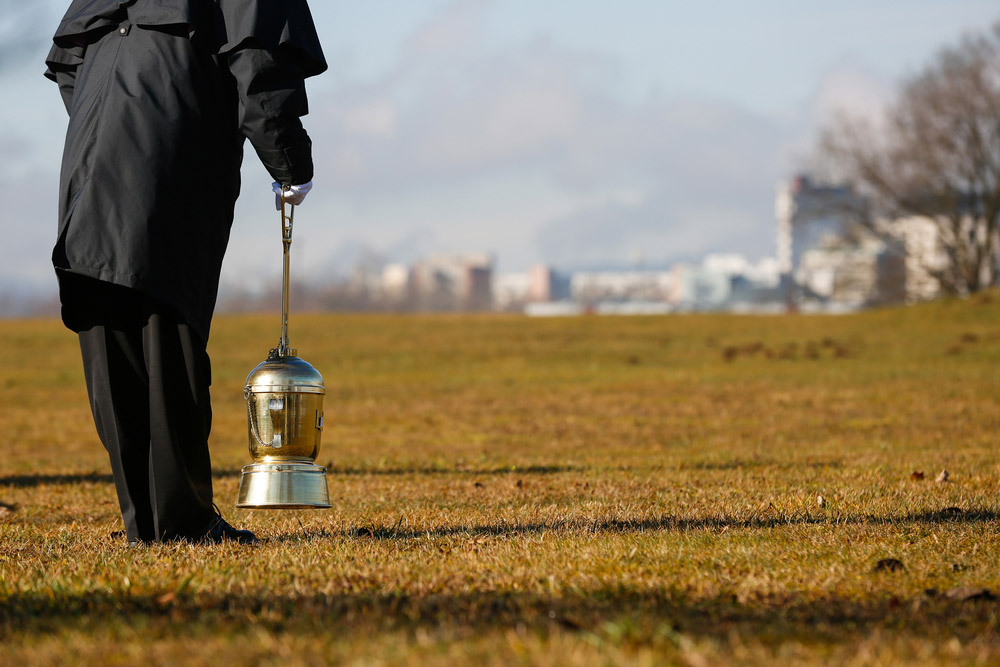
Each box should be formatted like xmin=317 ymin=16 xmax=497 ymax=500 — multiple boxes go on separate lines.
xmin=156 ymin=591 xmax=176 ymax=606
xmin=944 ymin=587 xmax=994 ymax=602
xmin=872 ymin=558 xmax=906 ymax=573
xmin=935 ymin=470 xmax=950 ymax=483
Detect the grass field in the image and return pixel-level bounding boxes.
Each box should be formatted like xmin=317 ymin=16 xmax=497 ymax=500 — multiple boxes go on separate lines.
xmin=2 ymin=293 xmax=999 ymax=665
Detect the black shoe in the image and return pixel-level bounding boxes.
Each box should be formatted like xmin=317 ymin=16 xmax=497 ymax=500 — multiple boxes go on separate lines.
xmin=199 ymin=506 xmax=258 ymax=545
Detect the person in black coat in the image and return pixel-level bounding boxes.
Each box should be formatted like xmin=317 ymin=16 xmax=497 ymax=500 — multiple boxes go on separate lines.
xmin=44 ymin=0 xmax=327 ymax=545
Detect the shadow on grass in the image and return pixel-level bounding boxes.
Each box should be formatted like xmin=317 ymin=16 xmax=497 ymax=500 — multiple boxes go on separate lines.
xmin=0 ymin=465 xmax=581 ymax=488
xmin=678 ymin=458 xmax=844 ymax=471
xmin=0 ymin=468 xmax=242 ymax=488
xmin=0 ymin=472 xmax=115 ymax=487
xmin=2 ymin=459 xmax=862 ymax=488
xmin=324 ymin=464 xmax=584 ymax=476
xmin=1 ymin=587 xmax=996 ymax=647
xmin=265 ymin=509 xmax=1000 ymax=543
xmin=4 ymin=459 xmax=873 ymax=488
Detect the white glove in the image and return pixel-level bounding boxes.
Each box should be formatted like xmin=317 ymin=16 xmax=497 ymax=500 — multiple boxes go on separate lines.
xmin=273 ymin=180 xmax=313 ymax=209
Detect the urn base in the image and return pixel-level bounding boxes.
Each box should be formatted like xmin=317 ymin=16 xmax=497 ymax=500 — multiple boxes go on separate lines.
xmin=235 ymin=461 xmax=331 ymax=509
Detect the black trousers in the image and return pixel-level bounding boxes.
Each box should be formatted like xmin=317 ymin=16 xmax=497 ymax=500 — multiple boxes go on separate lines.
xmin=66 ymin=276 xmax=216 ymax=542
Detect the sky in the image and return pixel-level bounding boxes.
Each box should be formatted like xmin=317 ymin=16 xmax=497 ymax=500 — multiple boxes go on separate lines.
xmin=1 ymin=0 xmax=998 ymax=305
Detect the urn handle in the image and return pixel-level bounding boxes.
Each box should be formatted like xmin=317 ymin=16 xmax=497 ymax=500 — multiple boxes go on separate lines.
xmin=244 ymin=387 xmax=280 ymax=448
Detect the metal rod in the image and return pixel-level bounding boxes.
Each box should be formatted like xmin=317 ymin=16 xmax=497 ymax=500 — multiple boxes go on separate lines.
xmin=279 ymin=190 xmax=294 ymax=356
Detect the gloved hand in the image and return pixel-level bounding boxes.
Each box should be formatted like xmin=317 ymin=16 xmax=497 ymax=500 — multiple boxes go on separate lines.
xmin=273 ymin=180 xmax=313 ymax=209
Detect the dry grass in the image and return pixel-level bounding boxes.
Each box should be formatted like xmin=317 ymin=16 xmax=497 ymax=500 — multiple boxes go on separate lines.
xmin=2 ymin=292 xmax=1000 ymax=665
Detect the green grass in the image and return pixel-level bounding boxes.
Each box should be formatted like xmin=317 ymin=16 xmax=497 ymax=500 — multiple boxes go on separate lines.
xmin=2 ymin=292 xmax=1000 ymax=665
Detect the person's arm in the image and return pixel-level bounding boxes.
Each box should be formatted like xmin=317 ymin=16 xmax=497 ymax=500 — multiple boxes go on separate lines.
xmin=228 ymin=45 xmax=315 ymax=187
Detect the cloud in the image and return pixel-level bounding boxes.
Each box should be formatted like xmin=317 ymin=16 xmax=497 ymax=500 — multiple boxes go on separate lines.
xmin=310 ymin=37 xmax=621 ymax=196
xmin=4 ymin=0 xmax=843 ymax=298
xmin=772 ymin=60 xmax=896 ymax=181
xmin=0 ymin=4 xmax=55 ymax=74
xmin=301 ymin=0 xmax=794 ymax=268
xmin=402 ymin=0 xmax=492 ymax=57
xmin=810 ymin=61 xmax=894 ymax=127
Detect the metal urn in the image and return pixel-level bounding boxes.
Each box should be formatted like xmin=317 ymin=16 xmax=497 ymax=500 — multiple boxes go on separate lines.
xmin=235 ymin=192 xmax=331 ymax=509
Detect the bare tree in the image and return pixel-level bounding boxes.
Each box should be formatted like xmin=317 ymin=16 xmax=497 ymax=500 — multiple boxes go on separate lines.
xmin=819 ymin=22 xmax=1000 ymax=295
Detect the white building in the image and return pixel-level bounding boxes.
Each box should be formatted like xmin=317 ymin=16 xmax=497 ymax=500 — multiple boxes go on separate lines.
xmin=492 ymin=271 xmax=530 ymax=311
xmin=775 ymin=175 xmax=947 ymax=308
xmin=775 ymin=175 xmax=863 ymax=277
xmin=796 ymin=234 xmax=897 ymax=309
xmin=666 ymin=255 xmax=782 ymax=310
xmin=410 ymin=253 xmax=494 ymax=310
xmin=883 ymin=216 xmax=946 ymax=302
xmin=380 ymin=263 xmax=410 ymax=295
xmin=669 ymin=263 xmax=731 ymax=308
xmin=570 ymin=271 xmax=674 ymax=305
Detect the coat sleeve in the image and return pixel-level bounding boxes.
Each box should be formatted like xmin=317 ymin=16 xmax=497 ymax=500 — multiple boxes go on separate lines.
xmin=54 ymin=70 xmax=78 ymax=115
xmin=44 ymin=40 xmax=86 ymax=115
xmin=216 ymin=0 xmax=327 ymax=78
xmin=228 ymin=45 xmax=315 ymax=186
xmin=44 ymin=0 xmax=325 ymax=182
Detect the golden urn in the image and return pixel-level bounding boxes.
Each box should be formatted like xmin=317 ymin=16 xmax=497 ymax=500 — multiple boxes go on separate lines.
xmin=235 ymin=193 xmax=331 ymax=509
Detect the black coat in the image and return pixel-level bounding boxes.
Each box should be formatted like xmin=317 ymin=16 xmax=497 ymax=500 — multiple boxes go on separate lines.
xmin=45 ymin=0 xmax=326 ymax=342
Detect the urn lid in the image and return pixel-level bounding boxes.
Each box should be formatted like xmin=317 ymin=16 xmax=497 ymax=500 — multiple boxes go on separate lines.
xmin=245 ymin=351 xmax=325 ymax=395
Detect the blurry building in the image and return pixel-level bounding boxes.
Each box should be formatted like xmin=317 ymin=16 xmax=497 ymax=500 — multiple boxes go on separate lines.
xmin=702 ymin=253 xmax=751 ymax=276
xmin=775 ymin=174 xmax=944 ymax=309
xmin=379 ymin=263 xmax=411 ymax=308
xmin=884 ymin=216 xmax=946 ymax=302
xmin=796 ymin=233 xmax=906 ymax=310
xmin=528 ymin=265 xmax=559 ymax=302
xmin=525 ymin=301 xmax=586 ymax=317
xmin=775 ymin=175 xmax=864 ymax=278
xmin=570 ymin=271 xmax=674 ymax=305
xmin=668 ymin=255 xmax=782 ymax=311
xmin=669 ymin=263 xmax=730 ymax=309
xmin=494 ymin=265 xmax=569 ymax=311
xmin=410 ymin=253 xmax=494 ymax=311
xmin=493 ymin=272 xmax=530 ymax=311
